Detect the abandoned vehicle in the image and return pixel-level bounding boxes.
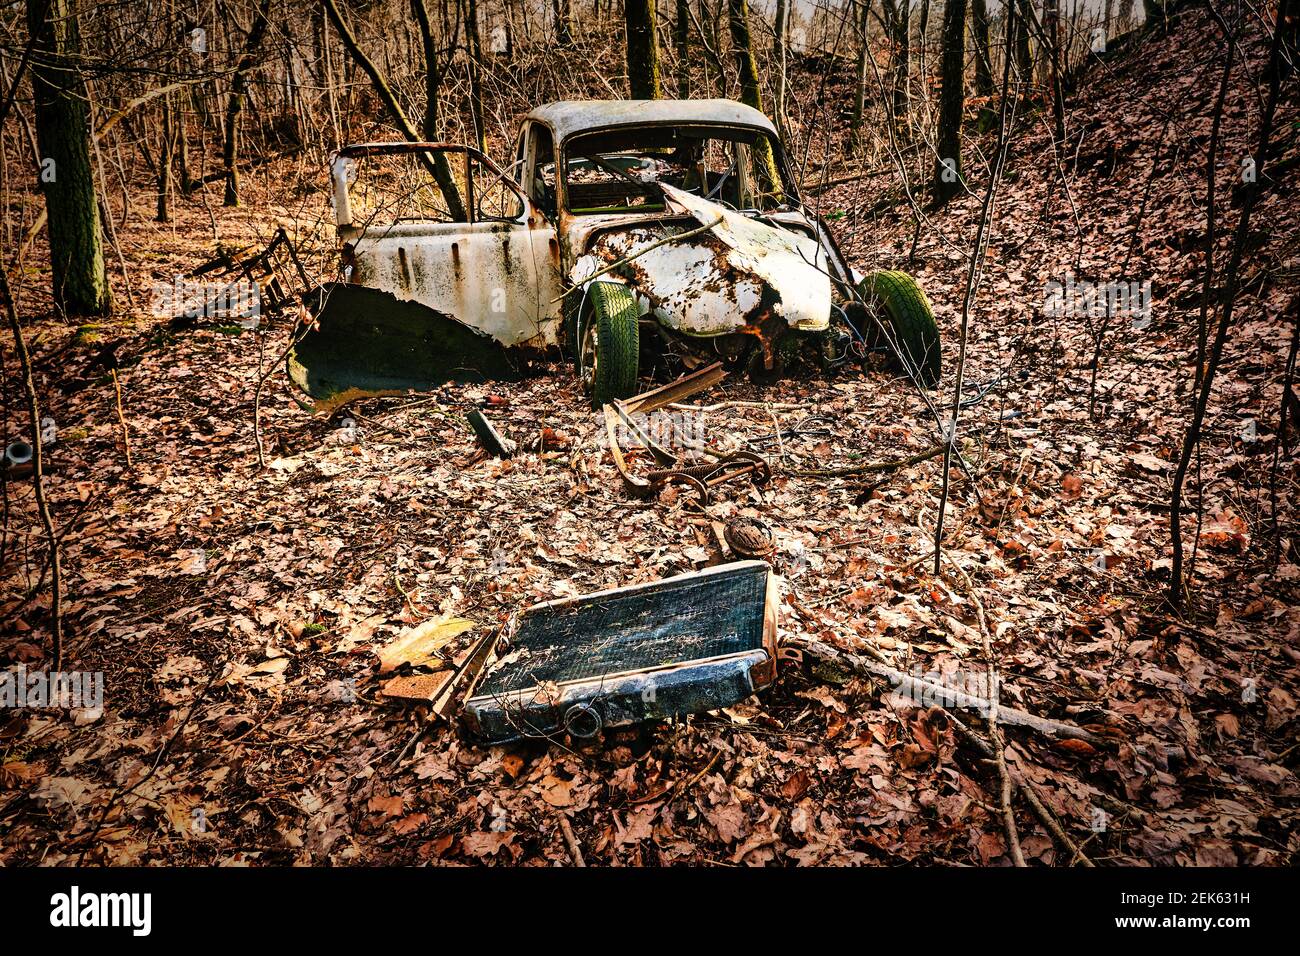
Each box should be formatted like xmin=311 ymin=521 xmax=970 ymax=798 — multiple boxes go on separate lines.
xmin=290 ymin=99 xmax=942 ymax=404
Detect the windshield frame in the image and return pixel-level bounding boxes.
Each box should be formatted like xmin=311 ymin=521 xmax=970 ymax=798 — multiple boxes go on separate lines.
xmin=556 ymin=122 xmax=798 ymax=216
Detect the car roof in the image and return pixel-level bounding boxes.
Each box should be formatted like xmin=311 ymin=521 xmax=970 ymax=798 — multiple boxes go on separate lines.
xmin=524 ymin=99 xmax=778 ymax=142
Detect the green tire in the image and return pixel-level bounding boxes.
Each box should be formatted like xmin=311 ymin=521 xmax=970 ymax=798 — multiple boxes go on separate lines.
xmin=574 ymin=281 xmax=640 ymax=408
xmin=857 ymin=270 xmax=942 ymax=387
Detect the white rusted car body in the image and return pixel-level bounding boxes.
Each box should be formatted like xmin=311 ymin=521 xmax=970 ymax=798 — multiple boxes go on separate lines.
xmin=306 ymin=100 xmax=857 ymax=397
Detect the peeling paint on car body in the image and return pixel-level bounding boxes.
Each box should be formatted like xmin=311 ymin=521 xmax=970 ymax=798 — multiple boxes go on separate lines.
xmin=572 ymin=184 xmax=830 ymax=338
xmin=332 ymin=142 xmax=564 ymax=350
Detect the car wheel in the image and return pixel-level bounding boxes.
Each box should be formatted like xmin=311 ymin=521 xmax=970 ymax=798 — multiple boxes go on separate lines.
xmin=575 ymin=281 xmax=640 ymax=408
xmin=856 ymin=270 xmax=942 ymax=387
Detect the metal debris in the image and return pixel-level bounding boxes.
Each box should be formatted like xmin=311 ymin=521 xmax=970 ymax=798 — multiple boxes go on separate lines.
xmin=724 ymin=516 xmax=775 ymax=559
xmin=602 ymin=362 xmax=770 ymax=503
xmin=466 ymin=409 xmax=516 ymax=458
xmin=2 ymin=440 xmax=33 ymax=481
xmin=189 ymin=226 xmax=312 ymax=318
xmin=461 ymin=561 xmax=781 ymax=744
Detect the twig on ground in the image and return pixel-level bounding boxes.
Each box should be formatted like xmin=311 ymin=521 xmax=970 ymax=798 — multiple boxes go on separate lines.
xmin=1 ymin=262 xmax=63 ymax=669
xmin=945 ymin=555 xmax=1025 ymax=867
xmin=110 ymin=368 xmax=133 ymax=470
xmin=556 ymin=812 xmax=586 ymax=866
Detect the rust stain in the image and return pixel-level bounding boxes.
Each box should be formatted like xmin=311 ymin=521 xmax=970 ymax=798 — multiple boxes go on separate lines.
xmin=397 ymin=246 xmax=411 ymax=290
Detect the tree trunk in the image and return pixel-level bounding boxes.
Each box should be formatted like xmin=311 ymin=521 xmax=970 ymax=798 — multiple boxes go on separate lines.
xmin=322 ymin=0 xmax=465 ymax=219
xmin=727 ymin=0 xmax=780 ymax=193
xmin=625 ymin=0 xmax=662 ymax=98
xmin=411 ymin=0 xmax=444 ymax=141
xmin=1015 ymin=0 xmax=1033 ymax=79
xmin=850 ymin=0 xmax=870 ymax=149
xmin=675 ymin=0 xmax=690 ymax=98
xmin=888 ymin=0 xmax=911 ymax=126
xmin=157 ymin=91 xmax=174 ymax=222
xmin=554 ymin=0 xmax=571 ymax=45
xmin=465 ymin=0 xmax=486 ymax=152
xmin=1043 ymin=0 xmax=1065 ymax=142
xmin=26 ymin=0 xmax=110 ymax=315
xmin=773 ymin=0 xmax=788 ymax=136
xmin=933 ymin=0 xmax=968 ymax=204
xmin=1142 ymin=0 xmax=1165 ymax=33
xmin=156 ymin=1 xmax=177 ymax=220
xmin=972 ymin=0 xmax=993 ymax=96
xmin=223 ymin=0 xmax=273 ymax=206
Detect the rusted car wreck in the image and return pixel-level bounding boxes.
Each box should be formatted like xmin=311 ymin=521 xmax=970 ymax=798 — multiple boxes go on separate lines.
xmin=290 ymin=99 xmax=941 ymax=404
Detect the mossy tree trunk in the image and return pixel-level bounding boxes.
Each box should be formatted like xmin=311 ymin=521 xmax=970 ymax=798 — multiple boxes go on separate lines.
xmin=728 ymin=0 xmax=781 ymax=195
xmin=773 ymin=0 xmax=789 ymax=136
xmin=625 ymin=0 xmax=661 ymax=98
xmin=26 ymin=0 xmax=110 ymax=315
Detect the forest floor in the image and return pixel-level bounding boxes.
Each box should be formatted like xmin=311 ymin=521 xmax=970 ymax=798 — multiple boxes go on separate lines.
xmin=2 ymin=7 xmax=1298 ymax=865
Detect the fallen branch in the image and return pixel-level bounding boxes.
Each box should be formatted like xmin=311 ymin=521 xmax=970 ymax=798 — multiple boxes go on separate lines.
xmin=787 ymin=635 xmax=1116 ymax=750
xmin=556 ymin=812 xmax=586 ymax=867
xmin=948 ymin=712 xmax=1095 ymax=866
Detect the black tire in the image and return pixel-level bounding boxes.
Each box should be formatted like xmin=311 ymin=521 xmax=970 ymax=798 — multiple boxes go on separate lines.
xmin=857 ymin=270 xmax=942 ymax=387
xmin=574 ymin=282 xmax=640 ymax=408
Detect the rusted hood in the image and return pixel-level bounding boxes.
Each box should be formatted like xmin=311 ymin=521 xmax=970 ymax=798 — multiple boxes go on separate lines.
xmin=574 ymin=184 xmax=831 ymax=337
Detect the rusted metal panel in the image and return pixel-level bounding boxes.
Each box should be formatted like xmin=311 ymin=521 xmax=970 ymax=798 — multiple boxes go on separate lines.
xmin=348 ymin=220 xmax=561 ymax=348
xmin=288 ymin=283 xmax=525 ymax=399
xmin=330 ymin=142 xmax=563 ymax=349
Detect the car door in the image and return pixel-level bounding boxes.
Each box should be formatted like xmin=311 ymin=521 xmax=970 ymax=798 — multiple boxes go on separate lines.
xmin=331 ymin=142 xmax=562 ymax=347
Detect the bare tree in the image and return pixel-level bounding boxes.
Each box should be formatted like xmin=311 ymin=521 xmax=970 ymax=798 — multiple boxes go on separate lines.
xmin=1168 ymin=0 xmax=1294 ymax=607
xmin=934 ymin=0 xmax=969 ymax=203
xmin=223 ymin=0 xmax=274 ymax=206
